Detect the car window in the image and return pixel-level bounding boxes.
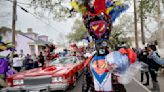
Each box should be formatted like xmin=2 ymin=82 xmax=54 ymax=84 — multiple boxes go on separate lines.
xmin=50 ymin=56 xmax=77 ymax=65
xmin=76 ymin=57 xmax=82 ymax=63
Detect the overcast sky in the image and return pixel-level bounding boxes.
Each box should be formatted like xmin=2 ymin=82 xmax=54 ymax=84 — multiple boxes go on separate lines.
xmin=0 ymin=0 xmax=77 ymax=45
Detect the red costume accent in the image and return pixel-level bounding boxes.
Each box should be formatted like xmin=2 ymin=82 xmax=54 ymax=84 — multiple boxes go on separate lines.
xmin=119 ymin=48 xmax=137 ymax=64
xmin=94 ymin=0 xmax=106 ymax=13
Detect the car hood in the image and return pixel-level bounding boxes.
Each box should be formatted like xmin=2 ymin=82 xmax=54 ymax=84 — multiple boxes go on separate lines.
xmin=12 ymin=64 xmax=76 ymax=79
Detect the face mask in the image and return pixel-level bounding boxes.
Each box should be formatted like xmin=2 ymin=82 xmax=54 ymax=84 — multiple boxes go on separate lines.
xmin=99 ymin=49 xmax=106 ymax=54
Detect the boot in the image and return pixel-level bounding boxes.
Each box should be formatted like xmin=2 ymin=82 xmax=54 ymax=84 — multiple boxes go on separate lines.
xmin=143 ymin=79 xmax=149 ymax=86
xmin=150 ymin=81 xmax=160 ymax=92
xmin=143 ymin=82 xmax=149 ymax=86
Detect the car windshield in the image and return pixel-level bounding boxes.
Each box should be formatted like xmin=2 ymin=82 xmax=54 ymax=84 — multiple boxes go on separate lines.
xmin=50 ymin=56 xmax=77 ymax=65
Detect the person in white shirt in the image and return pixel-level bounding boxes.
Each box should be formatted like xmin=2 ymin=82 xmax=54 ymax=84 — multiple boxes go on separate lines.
xmin=13 ymin=54 xmax=24 ymax=72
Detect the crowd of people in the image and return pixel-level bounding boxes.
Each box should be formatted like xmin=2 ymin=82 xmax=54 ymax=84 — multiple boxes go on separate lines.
xmin=5 ymin=44 xmax=57 ymax=73
xmin=138 ymin=44 xmax=164 ymax=92
xmin=8 ymin=44 xmax=85 ymax=73
xmin=10 ymin=51 xmax=45 ymax=72
xmin=0 ymin=43 xmax=60 ymax=89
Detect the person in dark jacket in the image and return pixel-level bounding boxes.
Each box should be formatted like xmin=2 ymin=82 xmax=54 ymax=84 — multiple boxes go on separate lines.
xmin=38 ymin=52 xmax=45 ymax=67
xmin=24 ymin=54 xmax=33 ymax=70
xmin=147 ymin=44 xmax=164 ymax=91
xmin=32 ymin=54 xmax=38 ymax=68
xmin=138 ymin=47 xmax=149 ymax=86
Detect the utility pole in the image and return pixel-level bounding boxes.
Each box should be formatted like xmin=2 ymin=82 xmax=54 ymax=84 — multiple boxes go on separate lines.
xmin=140 ymin=0 xmax=145 ymax=45
xmin=134 ymin=0 xmax=139 ymax=49
xmin=12 ymin=0 xmax=17 ymax=58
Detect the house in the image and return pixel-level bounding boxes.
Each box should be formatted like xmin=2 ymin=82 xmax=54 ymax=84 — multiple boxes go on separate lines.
xmin=0 ymin=27 xmax=51 ymax=56
xmin=24 ymin=28 xmax=51 ymax=55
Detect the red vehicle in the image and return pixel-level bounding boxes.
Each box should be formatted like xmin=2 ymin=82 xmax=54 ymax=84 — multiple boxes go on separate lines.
xmin=5 ymin=56 xmax=84 ymax=92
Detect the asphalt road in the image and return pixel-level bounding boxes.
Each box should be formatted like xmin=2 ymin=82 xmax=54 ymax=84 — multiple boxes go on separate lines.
xmin=66 ymin=74 xmax=148 ymax=92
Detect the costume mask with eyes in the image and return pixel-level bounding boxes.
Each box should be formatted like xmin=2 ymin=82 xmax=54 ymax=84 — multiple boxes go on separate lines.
xmin=95 ymin=39 xmax=109 ymax=55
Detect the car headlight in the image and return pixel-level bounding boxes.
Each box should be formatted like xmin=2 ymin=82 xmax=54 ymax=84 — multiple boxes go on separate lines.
xmin=52 ymin=77 xmax=66 ymax=82
xmin=52 ymin=77 xmax=58 ymax=82
xmin=13 ymin=79 xmax=24 ymax=85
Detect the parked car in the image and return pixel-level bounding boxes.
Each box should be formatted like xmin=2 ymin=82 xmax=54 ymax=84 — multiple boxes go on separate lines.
xmin=4 ymin=56 xmax=84 ymax=92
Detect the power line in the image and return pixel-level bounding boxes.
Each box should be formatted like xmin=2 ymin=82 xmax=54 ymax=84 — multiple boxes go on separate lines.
xmin=18 ymin=4 xmax=59 ymax=31
xmin=6 ymin=0 xmax=65 ymax=33
xmin=17 ymin=5 xmax=46 ymax=24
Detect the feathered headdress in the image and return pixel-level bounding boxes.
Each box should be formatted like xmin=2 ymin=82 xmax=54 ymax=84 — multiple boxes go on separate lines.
xmin=71 ymin=0 xmax=129 ymax=40
xmin=0 ymin=36 xmax=15 ymax=52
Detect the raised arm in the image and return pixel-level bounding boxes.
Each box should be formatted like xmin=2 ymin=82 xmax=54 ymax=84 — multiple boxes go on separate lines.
xmin=148 ymin=52 xmax=164 ymax=65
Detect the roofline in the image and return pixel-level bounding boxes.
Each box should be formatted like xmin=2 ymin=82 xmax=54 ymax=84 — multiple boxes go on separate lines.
xmin=1 ymin=27 xmax=56 ymax=45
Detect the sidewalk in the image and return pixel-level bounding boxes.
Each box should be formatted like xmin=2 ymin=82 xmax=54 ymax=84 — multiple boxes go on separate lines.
xmin=135 ymin=72 xmax=164 ymax=92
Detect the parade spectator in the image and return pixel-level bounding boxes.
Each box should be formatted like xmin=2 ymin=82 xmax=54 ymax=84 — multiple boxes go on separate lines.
xmin=26 ymin=55 xmax=33 ymax=70
xmin=50 ymin=44 xmax=56 ymax=52
xmin=19 ymin=50 xmax=25 ymax=70
xmin=138 ymin=47 xmax=149 ymax=86
xmin=62 ymin=49 xmax=68 ymax=56
xmin=32 ymin=54 xmax=38 ymax=68
xmin=54 ymin=53 xmax=59 ymax=60
xmin=38 ymin=52 xmax=45 ymax=67
xmin=44 ymin=44 xmax=53 ymax=62
xmin=44 ymin=44 xmax=50 ymax=57
xmin=147 ymin=44 xmax=164 ymax=91
xmin=24 ymin=54 xmax=30 ymax=70
xmin=147 ymin=45 xmax=164 ymax=65
xmin=19 ymin=50 xmax=25 ymax=59
xmin=13 ymin=54 xmax=24 ymax=72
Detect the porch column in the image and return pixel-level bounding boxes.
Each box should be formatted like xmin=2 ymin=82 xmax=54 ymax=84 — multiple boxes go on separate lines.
xmin=34 ymin=44 xmax=39 ymax=55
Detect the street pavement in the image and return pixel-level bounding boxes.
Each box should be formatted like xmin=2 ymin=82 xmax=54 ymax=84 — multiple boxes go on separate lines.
xmin=66 ymin=74 xmax=150 ymax=92
xmin=65 ymin=72 xmax=164 ymax=92
xmin=134 ymin=72 xmax=164 ymax=92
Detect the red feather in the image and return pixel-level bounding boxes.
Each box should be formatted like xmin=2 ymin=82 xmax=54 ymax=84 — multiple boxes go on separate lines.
xmin=127 ymin=48 xmax=137 ymax=64
xmin=94 ymin=0 xmax=106 ymax=13
xmin=119 ymin=48 xmax=137 ymax=64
